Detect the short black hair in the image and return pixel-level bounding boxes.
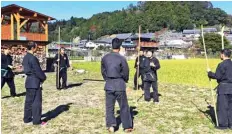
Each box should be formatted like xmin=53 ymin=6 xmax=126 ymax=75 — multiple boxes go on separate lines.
xmin=60 ymin=47 xmax=65 ymax=50
xmin=112 ymin=38 xmax=121 ymax=49
xmin=221 ymin=49 xmax=231 ymax=57
xmin=27 ymin=42 xmax=37 ymax=50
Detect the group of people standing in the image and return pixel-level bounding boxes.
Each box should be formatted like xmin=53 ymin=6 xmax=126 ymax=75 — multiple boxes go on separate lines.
xmin=1 ymin=39 xmax=232 ymax=132
xmin=1 ymin=42 xmax=70 ymax=126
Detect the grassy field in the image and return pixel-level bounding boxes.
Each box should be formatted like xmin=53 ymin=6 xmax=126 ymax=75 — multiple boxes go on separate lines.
xmin=2 ymin=59 xmax=232 ymax=134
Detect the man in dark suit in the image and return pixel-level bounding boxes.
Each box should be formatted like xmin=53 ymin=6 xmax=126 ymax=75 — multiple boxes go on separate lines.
xmin=22 ymin=42 xmax=47 ymax=125
xmin=101 ymin=38 xmax=133 ymax=133
xmin=207 ymin=49 xmax=232 ymax=130
xmin=54 ymin=47 xmax=70 ymax=89
xmin=1 ymin=46 xmax=17 ymax=97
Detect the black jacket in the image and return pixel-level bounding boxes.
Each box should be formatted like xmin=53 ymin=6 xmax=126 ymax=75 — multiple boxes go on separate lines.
xmin=134 ymin=55 xmax=146 ymax=74
xmin=54 ymin=53 xmax=70 ymax=68
xmin=1 ymin=53 xmax=14 ymax=78
xmin=208 ymin=59 xmax=232 ymax=94
xmin=140 ymin=57 xmax=160 ymax=79
xmin=22 ymin=52 xmax=46 ymax=89
xmin=101 ymin=52 xmax=129 ymax=91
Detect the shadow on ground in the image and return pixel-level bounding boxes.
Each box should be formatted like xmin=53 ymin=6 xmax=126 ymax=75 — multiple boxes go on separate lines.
xmin=1 ymin=92 xmax=26 ymax=99
xmin=191 ymin=101 xmax=216 ymax=126
xmin=42 ymin=103 xmax=73 ymax=122
xmin=66 ymin=83 xmax=83 ymax=89
xmin=114 ymin=106 xmax=138 ymax=132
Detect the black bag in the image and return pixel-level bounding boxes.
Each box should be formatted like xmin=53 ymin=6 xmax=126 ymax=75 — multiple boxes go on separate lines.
xmin=143 ymin=72 xmax=157 ymax=82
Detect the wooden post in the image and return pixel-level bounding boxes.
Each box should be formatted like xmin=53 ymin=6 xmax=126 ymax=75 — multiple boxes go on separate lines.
xmin=201 ymin=25 xmax=219 ymax=127
xmin=14 ymin=13 xmax=20 ymax=40
xmin=221 ymin=25 xmax=225 ymax=49
xmin=137 ymin=25 xmax=141 ymax=91
xmin=10 ymin=14 xmax=14 ymax=40
xmin=20 ymin=19 xmax=29 ymax=28
xmin=1 ymin=15 xmax=4 ymax=23
xmin=45 ymin=22 xmax=48 ymax=41
xmin=56 ymin=27 xmax=61 ymax=89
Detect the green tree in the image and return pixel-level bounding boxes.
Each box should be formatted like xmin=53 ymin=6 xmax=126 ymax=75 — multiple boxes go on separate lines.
xmin=199 ymin=33 xmax=231 ymax=52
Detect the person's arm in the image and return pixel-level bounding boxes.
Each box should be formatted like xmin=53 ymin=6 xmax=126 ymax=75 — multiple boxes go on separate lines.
xmin=101 ymin=57 xmax=107 ymax=80
xmin=54 ymin=54 xmax=58 ymax=64
xmin=151 ymin=58 xmax=160 ymax=71
xmin=208 ymin=64 xmax=224 ymax=80
xmin=134 ymin=57 xmax=138 ymax=68
xmin=1 ymin=55 xmax=8 ymax=69
xmin=66 ymin=54 xmax=70 ymax=68
xmin=121 ymin=58 xmax=129 ymax=83
xmin=31 ymin=57 xmax=46 ymax=82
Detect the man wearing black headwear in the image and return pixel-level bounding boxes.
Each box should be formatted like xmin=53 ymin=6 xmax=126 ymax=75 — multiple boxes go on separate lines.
xmin=101 ymin=38 xmax=133 ymax=132
xmin=1 ymin=46 xmax=17 ymax=97
xmin=207 ymin=49 xmax=232 ymax=130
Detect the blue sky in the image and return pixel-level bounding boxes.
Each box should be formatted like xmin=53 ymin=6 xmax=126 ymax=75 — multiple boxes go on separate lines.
xmin=1 ymin=1 xmax=232 ymax=20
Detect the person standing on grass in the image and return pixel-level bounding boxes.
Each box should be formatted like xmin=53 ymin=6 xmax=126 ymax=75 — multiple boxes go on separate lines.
xmin=142 ymin=50 xmax=160 ymax=103
xmin=207 ymin=49 xmax=232 ymax=130
xmin=54 ymin=47 xmax=70 ymax=90
xmin=134 ymin=49 xmax=146 ymax=90
xmin=1 ymin=46 xmax=17 ymax=97
xmin=22 ymin=42 xmax=47 ymax=126
xmin=101 ymin=38 xmax=133 ymax=133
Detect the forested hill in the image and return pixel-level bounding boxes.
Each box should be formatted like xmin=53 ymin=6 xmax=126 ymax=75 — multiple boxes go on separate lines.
xmin=48 ymin=1 xmax=232 ymax=41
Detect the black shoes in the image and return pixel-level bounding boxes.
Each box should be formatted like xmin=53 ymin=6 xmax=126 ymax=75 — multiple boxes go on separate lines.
xmin=215 ymin=126 xmax=228 ymax=130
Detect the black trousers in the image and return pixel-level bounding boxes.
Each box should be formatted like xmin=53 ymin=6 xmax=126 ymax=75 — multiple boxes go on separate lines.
xmin=105 ymin=90 xmax=132 ymax=129
xmin=57 ymin=67 xmax=67 ymax=89
xmin=24 ymin=88 xmax=42 ymax=125
xmin=134 ymin=71 xmax=144 ymax=89
xmin=217 ymin=94 xmax=232 ymax=127
xmin=144 ymin=81 xmax=159 ymax=102
xmin=1 ymin=77 xmax=16 ymax=96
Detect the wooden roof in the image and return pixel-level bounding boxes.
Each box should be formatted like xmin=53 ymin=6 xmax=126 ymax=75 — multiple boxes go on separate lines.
xmin=1 ymin=4 xmax=55 ymax=21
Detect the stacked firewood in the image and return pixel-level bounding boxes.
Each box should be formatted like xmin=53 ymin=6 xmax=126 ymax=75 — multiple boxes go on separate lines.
xmin=1 ymin=44 xmax=47 ymax=72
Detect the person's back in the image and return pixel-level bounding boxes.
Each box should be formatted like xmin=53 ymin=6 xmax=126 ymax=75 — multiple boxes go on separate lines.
xmin=218 ymin=59 xmax=232 ymax=83
xmin=101 ymin=38 xmax=133 ymax=132
xmin=22 ymin=42 xmax=47 ymax=126
xmin=102 ymin=52 xmax=128 ymax=80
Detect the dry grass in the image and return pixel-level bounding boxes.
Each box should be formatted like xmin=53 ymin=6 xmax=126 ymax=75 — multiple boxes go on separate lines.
xmin=2 ymin=59 xmax=232 ymax=134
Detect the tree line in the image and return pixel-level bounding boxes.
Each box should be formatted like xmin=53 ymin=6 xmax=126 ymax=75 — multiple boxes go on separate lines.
xmin=48 ymin=1 xmax=232 ymax=42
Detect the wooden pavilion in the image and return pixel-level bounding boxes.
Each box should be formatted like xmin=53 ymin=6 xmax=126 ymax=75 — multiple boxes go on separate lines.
xmin=1 ymin=4 xmax=55 ymax=72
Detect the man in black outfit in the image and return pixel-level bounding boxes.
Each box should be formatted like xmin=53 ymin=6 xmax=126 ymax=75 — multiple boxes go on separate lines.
xmin=142 ymin=50 xmax=160 ymax=103
xmin=134 ymin=49 xmax=146 ymax=90
xmin=22 ymin=42 xmax=47 ymax=125
xmin=101 ymin=38 xmax=133 ymax=133
xmin=1 ymin=46 xmax=17 ymax=97
xmin=54 ymin=47 xmax=70 ymax=89
xmin=207 ymin=49 xmax=232 ymax=130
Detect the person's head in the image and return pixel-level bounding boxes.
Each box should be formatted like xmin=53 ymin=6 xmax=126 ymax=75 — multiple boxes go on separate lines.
xmin=3 ymin=47 xmax=11 ymax=55
xmin=146 ymin=51 xmax=153 ymax=58
xmin=112 ymin=38 xmax=121 ymax=52
xmin=27 ymin=42 xmax=37 ymax=53
xmin=60 ymin=47 xmax=65 ymax=54
xmin=220 ymin=49 xmax=231 ymax=60
xmin=139 ymin=50 xmax=144 ymax=56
